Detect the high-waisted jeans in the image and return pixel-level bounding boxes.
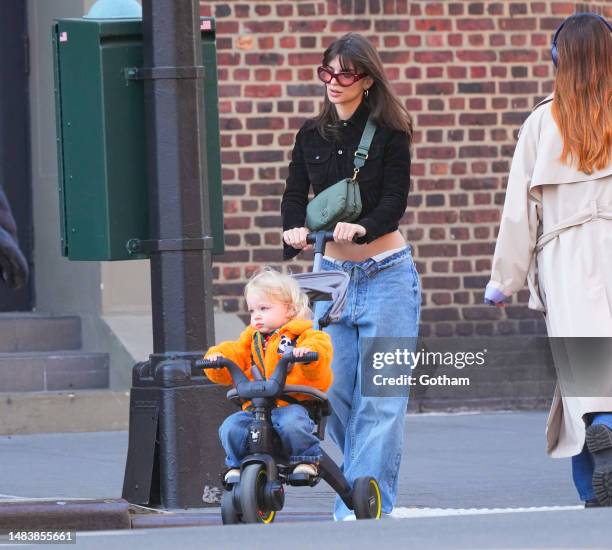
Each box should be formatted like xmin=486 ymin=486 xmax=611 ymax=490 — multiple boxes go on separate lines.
xmin=314 ymin=246 xmax=421 ymax=519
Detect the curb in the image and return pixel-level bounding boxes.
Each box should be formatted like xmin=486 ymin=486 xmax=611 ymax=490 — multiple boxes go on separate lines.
xmin=0 ymin=499 xmax=130 ymax=533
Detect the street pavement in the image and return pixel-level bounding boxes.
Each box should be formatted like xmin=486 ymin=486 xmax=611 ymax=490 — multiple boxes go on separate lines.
xmin=1 ymin=411 xmax=611 ymax=549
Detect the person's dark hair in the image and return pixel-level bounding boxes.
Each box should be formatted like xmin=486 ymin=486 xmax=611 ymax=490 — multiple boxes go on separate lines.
xmin=551 ymin=14 xmax=612 ymax=174
xmin=314 ymin=33 xmax=413 ymax=141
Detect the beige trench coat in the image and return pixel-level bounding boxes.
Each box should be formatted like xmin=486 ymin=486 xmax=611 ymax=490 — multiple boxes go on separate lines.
xmin=489 ymin=96 xmax=612 ymax=458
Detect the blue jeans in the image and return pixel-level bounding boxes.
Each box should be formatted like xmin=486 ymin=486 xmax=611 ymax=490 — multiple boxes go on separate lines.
xmin=572 ymin=413 xmax=612 ymax=501
xmin=218 ymin=404 xmax=321 ymax=468
xmin=314 ymin=246 xmax=421 ymax=519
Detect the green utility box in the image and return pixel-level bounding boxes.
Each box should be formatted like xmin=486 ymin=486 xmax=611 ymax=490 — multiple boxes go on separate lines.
xmin=52 ymin=17 xmax=224 ymax=260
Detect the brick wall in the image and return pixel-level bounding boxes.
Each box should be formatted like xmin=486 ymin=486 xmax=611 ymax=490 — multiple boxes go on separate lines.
xmin=200 ymin=0 xmax=611 ymax=336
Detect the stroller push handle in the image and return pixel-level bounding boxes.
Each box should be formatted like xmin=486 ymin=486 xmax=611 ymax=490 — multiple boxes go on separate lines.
xmin=306 ymin=230 xmax=359 ymax=272
xmin=306 ymin=231 xmax=335 ymax=248
xmin=307 ymin=231 xmax=335 ymax=273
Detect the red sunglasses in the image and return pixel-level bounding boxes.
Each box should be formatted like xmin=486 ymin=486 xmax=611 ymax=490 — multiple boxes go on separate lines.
xmin=317 ymin=66 xmax=367 ymax=87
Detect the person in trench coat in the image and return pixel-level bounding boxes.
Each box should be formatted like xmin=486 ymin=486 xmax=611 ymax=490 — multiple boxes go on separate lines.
xmin=485 ymin=13 xmax=612 ymax=507
xmin=0 ymin=184 xmax=27 ymax=290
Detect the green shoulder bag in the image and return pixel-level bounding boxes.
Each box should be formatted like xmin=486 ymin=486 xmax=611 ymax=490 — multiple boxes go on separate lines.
xmin=305 ymin=117 xmax=377 ymax=232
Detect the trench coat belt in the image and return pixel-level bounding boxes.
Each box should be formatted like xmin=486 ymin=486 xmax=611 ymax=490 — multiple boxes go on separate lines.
xmin=526 ymin=201 xmax=612 ymax=313
xmin=535 ymin=201 xmax=612 ymax=253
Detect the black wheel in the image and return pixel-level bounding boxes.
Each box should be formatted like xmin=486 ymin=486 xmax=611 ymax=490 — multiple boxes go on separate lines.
xmin=239 ymin=464 xmax=276 ymax=524
xmin=352 ymin=477 xmax=382 ymax=519
xmin=221 ymin=486 xmax=242 ymax=524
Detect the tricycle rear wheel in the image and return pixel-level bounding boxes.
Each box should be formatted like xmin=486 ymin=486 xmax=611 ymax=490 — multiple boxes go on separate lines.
xmin=352 ymin=477 xmax=382 ymax=519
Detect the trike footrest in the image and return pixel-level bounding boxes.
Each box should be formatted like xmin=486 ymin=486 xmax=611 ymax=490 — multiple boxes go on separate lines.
xmin=287 ymin=472 xmax=319 ymax=487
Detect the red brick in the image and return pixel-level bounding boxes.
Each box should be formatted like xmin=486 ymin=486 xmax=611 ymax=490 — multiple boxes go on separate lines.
xmin=500 ymin=50 xmax=538 ymax=63
xmin=456 ymin=18 xmax=495 ymax=31
xmin=457 ymin=50 xmax=496 ymax=62
xmin=244 ymin=85 xmax=282 ymax=98
xmin=224 ymin=217 xmax=251 ymax=230
xmin=430 ymin=228 xmax=446 ymax=240
xmin=426 ymin=34 xmax=445 ymax=47
xmin=280 ymin=36 xmax=296 ymax=49
xmin=415 ymin=18 xmax=452 ymax=32
xmin=460 ymin=210 xmax=500 ymax=223
xmin=404 ymin=35 xmax=422 ymax=47
xmin=375 ymin=19 xmax=410 ymax=31
xmin=245 ymin=53 xmax=284 ymax=66
xmin=235 ymin=134 xmax=251 ymax=147
xmin=414 ymin=51 xmax=453 ymax=63
xmin=447 ymin=33 xmax=463 ymax=47
xmin=330 ymin=19 xmax=371 ymax=32
xmin=244 ymin=21 xmax=284 ymax=33
xmin=289 ymin=20 xmax=327 ymax=32
xmin=380 ymin=51 xmax=411 ymax=64
xmin=417 ymin=211 xmax=459 ymax=224
xmin=255 ymin=4 xmax=271 ymax=16
xmin=448 ymin=3 xmax=464 ymax=15
xmin=431 ymin=292 xmax=452 ymax=305
xmin=460 ymin=243 xmax=496 ymax=256
xmin=421 ymin=277 xmax=461 ymax=290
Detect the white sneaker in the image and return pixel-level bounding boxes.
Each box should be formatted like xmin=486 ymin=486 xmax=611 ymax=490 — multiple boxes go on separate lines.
xmin=223 ymin=468 xmax=240 ymax=483
xmin=333 ymin=512 xmax=356 ymax=521
xmin=292 ymin=463 xmax=318 ymax=476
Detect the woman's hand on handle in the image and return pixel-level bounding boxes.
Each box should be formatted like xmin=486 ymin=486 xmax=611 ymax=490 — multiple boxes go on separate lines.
xmin=283 ymin=227 xmax=313 ymax=251
xmin=333 ymin=222 xmax=366 ymax=244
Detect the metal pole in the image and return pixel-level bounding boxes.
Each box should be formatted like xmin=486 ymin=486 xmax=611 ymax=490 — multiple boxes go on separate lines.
xmin=141 ymin=0 xmax=215 ymax=356
xmin=122 ymin=1 xmax=231 ymax=509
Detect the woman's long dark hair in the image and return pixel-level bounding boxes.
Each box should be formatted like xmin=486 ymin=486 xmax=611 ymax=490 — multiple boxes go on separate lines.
xmin=315 ymin=33 xmax=413 ymax=141
xmin=552 ymin=14 xmax=612 ymax=174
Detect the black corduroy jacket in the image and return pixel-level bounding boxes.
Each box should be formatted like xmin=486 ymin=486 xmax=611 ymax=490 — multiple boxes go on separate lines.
xmin=281 ymin=101 xmax=412 ymax=260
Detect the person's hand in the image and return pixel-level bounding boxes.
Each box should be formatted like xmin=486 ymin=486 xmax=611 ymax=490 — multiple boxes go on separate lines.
xmin=484 ymin=283 xmax=508 ymax=308
xmin=283 ymin=227 xmax=313 ymax=251
xmin=333 ymin=222 xmax=366 ymax=244
xmin=205 ymin=352 xmax=224 ymax=362
xmin=0 ymin=227 xmax=28 ymax=289
xmin=292 ymin=347 xmax=313 ymax=358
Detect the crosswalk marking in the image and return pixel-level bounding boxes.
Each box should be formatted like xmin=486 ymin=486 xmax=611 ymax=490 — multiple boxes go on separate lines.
xmin=390 ymin=505 xmax=584 ymax=518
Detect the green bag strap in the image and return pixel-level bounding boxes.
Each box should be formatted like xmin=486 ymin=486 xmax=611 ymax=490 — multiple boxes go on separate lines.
xmin=351 ymin=117 xmax=377 ymax=181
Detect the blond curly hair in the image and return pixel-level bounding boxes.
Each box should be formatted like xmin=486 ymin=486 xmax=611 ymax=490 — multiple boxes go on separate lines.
xmin=244 ymin=267 xmax=311 ymax=320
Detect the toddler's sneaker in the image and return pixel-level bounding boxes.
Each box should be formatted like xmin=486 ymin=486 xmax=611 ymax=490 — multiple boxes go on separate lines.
xmin=586 ymin=424 xmax=612 ymax=506
xmin=223 ymin=468 xmax=240 ymax=484
xmin=292 ymin=463 xmax=318 ymax=477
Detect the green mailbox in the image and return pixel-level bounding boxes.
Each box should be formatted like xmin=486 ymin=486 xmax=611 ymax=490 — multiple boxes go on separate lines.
xmin=52 ymin=17 xmax=224 ymax=260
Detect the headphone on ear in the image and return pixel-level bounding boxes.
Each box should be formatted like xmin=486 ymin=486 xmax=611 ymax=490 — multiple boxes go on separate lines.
xmin=551 ymin=12 xmax=612 ymax=67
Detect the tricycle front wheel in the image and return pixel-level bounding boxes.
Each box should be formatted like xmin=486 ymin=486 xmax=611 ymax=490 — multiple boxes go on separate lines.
xmin=239 ymin=464 xmax=276 ymax=524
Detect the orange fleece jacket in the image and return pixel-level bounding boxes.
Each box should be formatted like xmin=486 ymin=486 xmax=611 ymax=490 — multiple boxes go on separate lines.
xmin=203 ymin=318 xmax=333 ymax=408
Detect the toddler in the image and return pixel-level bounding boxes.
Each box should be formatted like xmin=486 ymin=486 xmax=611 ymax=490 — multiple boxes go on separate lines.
xmin=204 ymin=267 xmax=333 ymax=482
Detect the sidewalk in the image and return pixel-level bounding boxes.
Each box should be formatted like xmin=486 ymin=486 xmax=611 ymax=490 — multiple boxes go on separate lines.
xmin=0 ymin=411 xmax=577 ymax=511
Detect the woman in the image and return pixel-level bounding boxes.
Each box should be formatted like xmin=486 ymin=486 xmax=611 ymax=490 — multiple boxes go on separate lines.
xmin=485 ymin=14 xmax=612 ymax=507
xmin=281 ymin=33 xmax=421 ymax=520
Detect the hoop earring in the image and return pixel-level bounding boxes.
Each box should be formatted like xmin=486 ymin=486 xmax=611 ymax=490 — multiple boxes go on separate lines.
xmin=364 ymin=89 xmax=369 ymax=98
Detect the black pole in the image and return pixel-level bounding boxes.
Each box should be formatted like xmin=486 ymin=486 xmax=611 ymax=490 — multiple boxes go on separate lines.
xmin=142 ymin=0 xmax=214 ymax=355
xmin=121 ymin=1 xmax=232 ymax=510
